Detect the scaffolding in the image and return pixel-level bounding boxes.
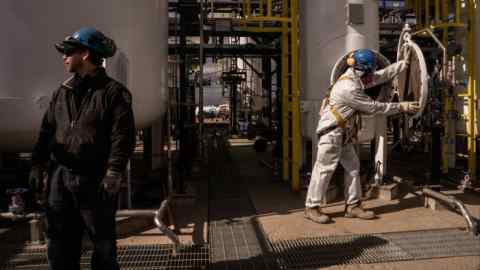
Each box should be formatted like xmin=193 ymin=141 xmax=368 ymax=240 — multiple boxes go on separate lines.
xmin=240 ymin=0 xmax=300 ymax=191
xmin=408 ymin=0 xmax=477 ymax=183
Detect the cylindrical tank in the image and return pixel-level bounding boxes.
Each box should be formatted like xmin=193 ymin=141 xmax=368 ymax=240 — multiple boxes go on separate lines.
xmin=299 ymin=0 xmax=379 ymax=141
xmin=0 ymin=1 xmax=168 ymax=151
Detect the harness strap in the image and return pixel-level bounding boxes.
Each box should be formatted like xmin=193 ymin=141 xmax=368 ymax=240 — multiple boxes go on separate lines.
xmin=329 ymin=105 xmax=347 ymax=129
xmin=325 ymin=75 xmax=352 ymax=129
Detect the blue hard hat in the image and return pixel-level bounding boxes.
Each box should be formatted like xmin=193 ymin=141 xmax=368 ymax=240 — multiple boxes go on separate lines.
xmin=55 ymin=27 xmax=116 ymax=58
xmin=352 ymin=49 xmax=377 ymax=72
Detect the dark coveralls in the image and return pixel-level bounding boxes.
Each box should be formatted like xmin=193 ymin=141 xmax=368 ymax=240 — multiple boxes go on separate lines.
xmin=31 ymin=68 xmax=135 ymax=270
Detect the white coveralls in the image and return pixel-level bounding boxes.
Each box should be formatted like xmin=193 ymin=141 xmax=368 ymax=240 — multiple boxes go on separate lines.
xmin=305 ymin=61 xmax=408 ymax=208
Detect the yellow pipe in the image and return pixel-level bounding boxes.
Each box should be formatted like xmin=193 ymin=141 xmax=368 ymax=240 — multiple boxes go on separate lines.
xmin=442 ymin=0 xmax=449 ymax=21
xmin=426 ymin=0 xmax=430 ymax=26
xmin=406 ymin=0 xmax=413 ymax=9
xmin=245 ymin=16 xmax=291 ymax=22
xmin=466 ymin=0 xmax=477 ymax=182
xmin=237 ymin=26 xmax=283 ymax=33
xmin=291 ymin=0 xmax=300 ymax=192
xmin=260 ymin=0 xmax=264 ymax=16
xmin=441 ymin=0 xmax=450 ymax=173
xmin=455 ymin=0 xmax=461 ymax=24
xmin=246 ymin=0 xmax=251 ymax=18
xmin=415 ymin=0 xmax=421 ymax=27
xmin=267 ymin=0 xmax=272 ymax=17
xmin=435 ymin=0 xmax=441 ymax=23
xmin=431 ymin=22 xmax=467 ymax=29
xmin=281 ymin=1 xmax=289 ymax=182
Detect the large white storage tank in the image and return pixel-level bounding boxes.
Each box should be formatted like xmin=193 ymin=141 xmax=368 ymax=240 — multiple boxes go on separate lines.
xmin=0 ymin=1 xmax=168 ymax=152
xmin=299 ymin=0 xmax=379 ymax=160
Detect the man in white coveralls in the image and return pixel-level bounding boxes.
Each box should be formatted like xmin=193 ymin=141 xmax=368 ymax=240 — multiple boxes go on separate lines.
xmin=305 ymin=49 xmax=420 ymax=224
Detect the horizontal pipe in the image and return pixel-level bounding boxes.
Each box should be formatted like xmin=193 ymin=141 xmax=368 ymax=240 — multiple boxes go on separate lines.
xmin=0 ymin=212 xmax=42 ymax=219
xmin=422 ymin=187 xmax=456 ymax=204
xmin=116 ymin=209 xmax=156 ymax=217
xmin=154 ymin=198 xmax=180 ymax=253
xmin=116 ymin=200 xmax=181 ymax=252
xmin=422 ymin=188 xmax=478 ymax=234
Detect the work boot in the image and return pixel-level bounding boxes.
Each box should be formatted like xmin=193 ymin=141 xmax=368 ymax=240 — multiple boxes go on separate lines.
xmin=344 ymin=204 xmax=376 ymax=219
xmin=305 ymin=206 xmax=331 ymax=224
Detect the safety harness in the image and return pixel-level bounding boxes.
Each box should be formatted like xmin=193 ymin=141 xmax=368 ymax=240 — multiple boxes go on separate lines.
xmin=320 ymin=75 xmax=352 ymax=128
xmin=319 ymin=75 xmax=363 ymax=143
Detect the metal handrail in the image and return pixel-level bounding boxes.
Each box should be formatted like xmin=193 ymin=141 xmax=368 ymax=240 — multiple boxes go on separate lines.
xmin=116 ymin=197 xmax=180 ymax=254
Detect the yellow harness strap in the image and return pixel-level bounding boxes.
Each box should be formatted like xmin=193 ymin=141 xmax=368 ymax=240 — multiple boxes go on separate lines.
xmin=329 ymin=105 xmax=346 ymax=129
xmin=327 ymin=75 xmax=352 ymax=129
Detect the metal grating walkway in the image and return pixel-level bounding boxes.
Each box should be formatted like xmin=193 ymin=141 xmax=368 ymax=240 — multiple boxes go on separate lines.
xmin=207 ymin=132 xmax=277 ymax=270
xmin=0 ymin=244 xmax=208 ymax=270
xmin=270 ymin=228 xmax=480 ymax=269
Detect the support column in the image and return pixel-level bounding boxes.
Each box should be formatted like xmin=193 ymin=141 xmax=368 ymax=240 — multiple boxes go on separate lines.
xmin=151 ymin=119 xmax=165 ymax=170
xmin=374 ymin=116 xmax=387 ymax=185
xmin=263 ymin=56 xmax=273 ymax=130
xmin=230 ymin=83 xmax=238 ymax=134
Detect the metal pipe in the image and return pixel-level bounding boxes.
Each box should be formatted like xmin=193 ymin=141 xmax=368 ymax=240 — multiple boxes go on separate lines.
xmin=422 ymin=188 xmax=478 ymax=234
xmin=456 ymin=0 xmax=461 ymax=24
xmin=116 ymin=209 xmax=156 ymax=217
xmin=154 ymin=199 xmax=180 ymax=252
xmin=199 ymin=0 xmax=205 ymax=158
xmin=267 ymin=0 xmax=272 ymax=17
xmin=291 ymin=0 xmax=300 ymax=192
xmin=116 ymin=199 xmax=180 ymax=252
xmin=466 ymin=0 xmax=477 ymax=183
xmin=412 ymin=28 xmax=447 ymax=80
xmin=426 ymin=0 xmax=430 ymax=25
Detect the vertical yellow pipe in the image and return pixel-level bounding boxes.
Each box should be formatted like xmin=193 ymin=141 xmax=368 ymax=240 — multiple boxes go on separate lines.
xmin=467 ymin=0 xmax=477 ymax=182
xmin=443 ymin=0 xmax=449 ymax=22
xmin=426 ymin=0 xmax=430 ymax=26
xmin=441 ymin=0 xmax=450 ymax=173
xmin=435 ymin=0 xmax=441 ymax=23
xmin=455 ymin=0 xmax=461 ymax=23
xmin=290 ymin=0 xmax=300 ymax=191
xmin=260 ymin=0 xmax=264 ymax=16
xmin=267 ymin=0 xmax=272 ymax=17
xmin=415 ymin=0 xmax=422 ymax=27
xmin=246 ymin=0 xmax=251 ymax=18
xmin=281 ymin=0 xmax=289 ymax=182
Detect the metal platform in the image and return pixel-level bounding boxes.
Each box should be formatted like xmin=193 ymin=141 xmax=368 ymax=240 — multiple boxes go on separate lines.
xmin=207 ymin=132 xmax=277 ymax=270
xmin=0 ymin=244 xmax=208 ymax=270
xmin=270 ymin=228 xmax=480 ymax=269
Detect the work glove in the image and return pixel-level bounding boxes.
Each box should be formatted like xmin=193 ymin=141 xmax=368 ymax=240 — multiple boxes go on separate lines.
xmin=102 ymin=170 xmax=122 ymax=195
xmin=399 ymin=101 xmax=421 ymax=114
xmin=29 ymin=166 xmax=48 ymax=206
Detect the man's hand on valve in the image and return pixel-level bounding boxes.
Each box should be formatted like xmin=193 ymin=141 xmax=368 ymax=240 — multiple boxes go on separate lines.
xmin=399 ymin=101 xmax=421 ymax=114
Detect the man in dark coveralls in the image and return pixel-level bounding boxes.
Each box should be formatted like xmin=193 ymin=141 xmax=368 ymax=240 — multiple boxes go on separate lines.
xmin=29 ymin=27 xmax=136 ymax=270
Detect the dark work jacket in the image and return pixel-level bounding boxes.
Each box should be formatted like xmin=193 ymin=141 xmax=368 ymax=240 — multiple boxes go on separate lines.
xmin=32 ymin=68 xmax=136 ymax=177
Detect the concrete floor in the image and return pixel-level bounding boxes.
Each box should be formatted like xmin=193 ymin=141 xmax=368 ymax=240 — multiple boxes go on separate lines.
xmin=232 ymin=140 xmax=480 ymax=269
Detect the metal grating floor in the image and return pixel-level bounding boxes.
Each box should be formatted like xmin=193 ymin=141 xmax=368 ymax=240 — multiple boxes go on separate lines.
xmin=209 ymin=210 xmax=278 ymax=270
xmin=270 ymin=228 xmax=480 ymax=269
xmin=0 ymin=244 xmax=208 ymax=270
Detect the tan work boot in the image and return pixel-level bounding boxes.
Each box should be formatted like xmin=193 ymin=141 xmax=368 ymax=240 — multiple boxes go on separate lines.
xmin=344 ymin=204 xmax=376 ymax=220
xmin=305 ymin=206 xmax=331 ymax=224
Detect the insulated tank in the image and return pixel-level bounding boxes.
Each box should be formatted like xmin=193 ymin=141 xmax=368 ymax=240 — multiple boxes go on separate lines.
xmin=299 ymin=0 xmax=379 ymax=142
xmin=0 ymin=1 xmax=168 ymax=152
